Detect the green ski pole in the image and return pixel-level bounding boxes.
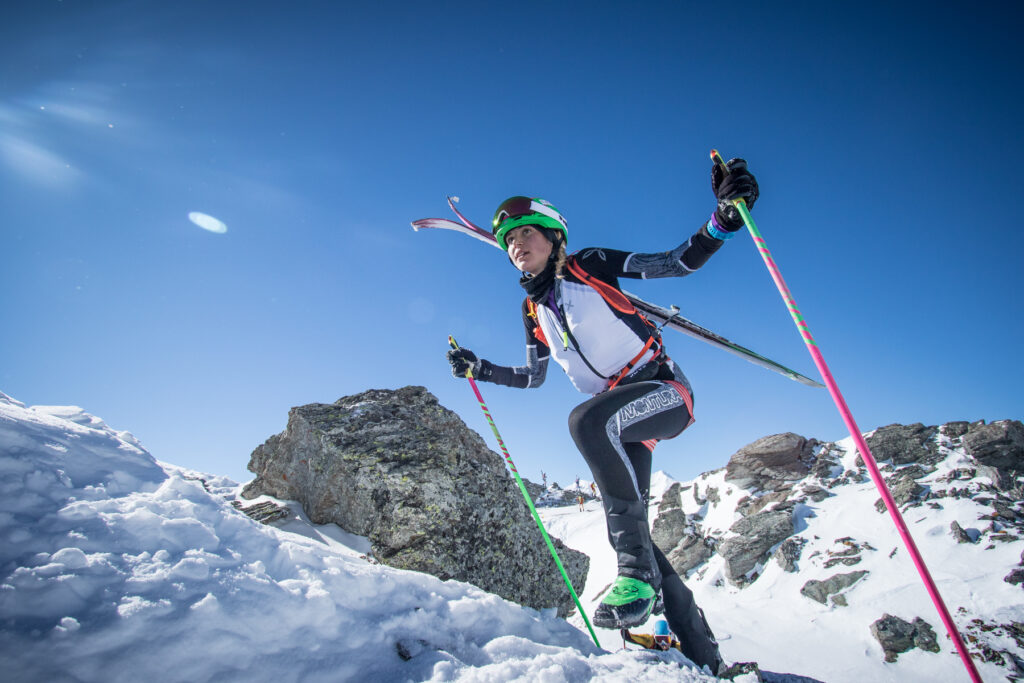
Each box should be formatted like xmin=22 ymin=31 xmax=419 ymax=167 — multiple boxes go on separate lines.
xmin=448 ymin=336 xmax=601 ymax=647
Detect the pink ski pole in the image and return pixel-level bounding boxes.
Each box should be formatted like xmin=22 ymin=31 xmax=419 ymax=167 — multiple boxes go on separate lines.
xmin=710 ymin=150 xmax=980 ymax=682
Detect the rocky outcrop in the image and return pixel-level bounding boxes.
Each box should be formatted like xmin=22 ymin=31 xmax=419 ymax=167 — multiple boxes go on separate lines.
xmin=950 ymin=520 xmax=975 ymax=544
xmin=651 ymin=483 xmax=687 ymax=550
xmin=796 ymin=484 xmax=832 ymax=503
xmin=809 ymin=444 xmax=843 ymax=480
xmin=652 ymin=420 xmax=1022 ymax=583
xmin=862 ymin=423 xmax=940 ymax=466
xmin=231 ymin=499 xmax=290 ymax=525
xmin=821 ymin=538 xmax=874 ymax=569
xmin=774 ymin=537 xmax=806 ymax=573
xmin=861 ymin=419 xmax=1023 ymax=474
xmin=874 ymin=466 xmax=929 ymax=513
xmin=962 ymin=420 xmax=1024 ymax=489
xmin=941 ymin=421 xmax=972 ymax=438
xmin=241 ymin=386 xmax=588 ymax=616
xmin=522 ymin=477 xmax=545 ymax=502
xmin=717 ymin=507 xmax=795 ymax=585
xmin=961 ymin=619 xmax=1024 ymax=672
xmin=667 ymin=534 xmax=716 ymax=576
xmin=870 ymin=614 xmax=940 ymax=662
xmin=725 ymin=433 xmax=817 ymax=492
xmin=736 ymin=489 xmax=791 ymax=518
xmin=854 ymin=420 xmax=1024 ymax=492
xmin=800 ymin=570 xmax=869 ymax=605
xmin=653 ymin=483 xmax=715 ymax=576
xmin=640 ymin=417 xmax=1022 ymax=677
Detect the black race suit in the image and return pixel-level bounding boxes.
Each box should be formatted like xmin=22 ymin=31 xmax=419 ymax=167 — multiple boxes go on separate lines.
xmin=478 ymin=222 xmax=727 ymax=670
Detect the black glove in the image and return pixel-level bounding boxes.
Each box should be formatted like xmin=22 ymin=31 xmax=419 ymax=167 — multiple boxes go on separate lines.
xmin=447 ymin=348 xmax=492 ymax=380
xmin=711 ymin=158 xmax=759 ymax=230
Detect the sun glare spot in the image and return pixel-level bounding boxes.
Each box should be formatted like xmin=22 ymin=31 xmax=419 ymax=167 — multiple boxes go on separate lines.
xmin=188 ymin=212 xmax=228 ymax=234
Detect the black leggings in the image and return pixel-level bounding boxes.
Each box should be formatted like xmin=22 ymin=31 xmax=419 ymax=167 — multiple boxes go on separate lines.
xmin=655 ymin=545 xmax=722 ymax=670
xmin=567 ymin=378 xmax=694 ymax=584
xmin=568 ymin=378 xmax=720 ymax=669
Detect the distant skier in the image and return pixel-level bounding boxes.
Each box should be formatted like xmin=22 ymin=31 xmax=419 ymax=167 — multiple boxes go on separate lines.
xmin=447 ymin=158 xmax=758 ymax=671
xmin=541 ymin=470 xmax=547 ymax=487
xmin=590 ymin=482 xmax=597 ymax=498
xmin=577 ymin=494 xmax=585 ymax=511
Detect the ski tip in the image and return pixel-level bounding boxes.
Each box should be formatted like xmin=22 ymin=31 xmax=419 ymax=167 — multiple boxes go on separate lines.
xmin=410 ymin=222 xmax=421 ymax=231
xmin=792 ymin=372 xmax=825 ymax=389
xmin=709 ymin=149 xmax=726 ymax=169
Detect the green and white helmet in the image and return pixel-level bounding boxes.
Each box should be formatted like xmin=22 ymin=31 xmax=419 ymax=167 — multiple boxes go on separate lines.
xmin=491 ymin=196 xmax=568 ymax=251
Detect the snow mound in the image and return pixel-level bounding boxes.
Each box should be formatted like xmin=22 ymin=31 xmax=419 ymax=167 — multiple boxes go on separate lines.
xmin=0 ymin=394 xmax=718 ymax=682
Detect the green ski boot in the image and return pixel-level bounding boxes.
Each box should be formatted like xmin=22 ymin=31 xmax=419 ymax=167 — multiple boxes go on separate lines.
xmin=593 ymin=576 xmax=657 ymax=629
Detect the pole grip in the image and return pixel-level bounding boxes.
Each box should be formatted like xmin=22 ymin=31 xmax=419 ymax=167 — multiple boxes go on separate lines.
xmin=448 ymin=336 xmax=474 ymax=380
xmin=710 ymin=148 xmax=749 ymax=210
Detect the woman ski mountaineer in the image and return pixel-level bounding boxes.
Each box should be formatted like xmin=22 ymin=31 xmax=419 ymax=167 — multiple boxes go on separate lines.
xmin=446 ymin=159 xmax=759 ymax=670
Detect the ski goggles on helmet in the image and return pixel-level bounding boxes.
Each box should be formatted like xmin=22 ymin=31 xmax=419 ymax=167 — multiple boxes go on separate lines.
xmin=491 ymin=196 xmax=568 ymax=251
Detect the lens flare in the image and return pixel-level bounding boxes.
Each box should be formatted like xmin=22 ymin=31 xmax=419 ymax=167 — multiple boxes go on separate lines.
xmin=188 ymin=211 xmax=227 ymax=234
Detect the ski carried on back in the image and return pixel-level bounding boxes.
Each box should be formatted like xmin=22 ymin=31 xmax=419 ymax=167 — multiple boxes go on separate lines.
xmin=621 ymin=291 xmax=822 ymax=387
xmin=412 ymin=197 xmax=823 ymax=388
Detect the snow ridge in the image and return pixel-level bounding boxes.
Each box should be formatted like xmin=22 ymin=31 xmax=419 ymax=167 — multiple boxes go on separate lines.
xmin=0 ymin=394 xmax=716 ymax=683
xmin=3 ymin=392 xmax=1021 ymax=682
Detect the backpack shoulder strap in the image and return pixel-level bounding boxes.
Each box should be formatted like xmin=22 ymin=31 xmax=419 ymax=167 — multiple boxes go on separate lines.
xmin=524 ymin=297 xmax=549 ymax=347
xmin=566 ymin=254 xmax=636 ymax=315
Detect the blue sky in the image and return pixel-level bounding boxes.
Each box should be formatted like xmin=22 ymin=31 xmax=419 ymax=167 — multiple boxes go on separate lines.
xmin=3 ymin=1 xmax=1022 ymax=488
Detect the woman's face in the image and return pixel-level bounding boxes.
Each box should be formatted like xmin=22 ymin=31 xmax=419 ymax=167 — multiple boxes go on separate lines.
xmin=506 ymin=225 xmax=553 ymax=275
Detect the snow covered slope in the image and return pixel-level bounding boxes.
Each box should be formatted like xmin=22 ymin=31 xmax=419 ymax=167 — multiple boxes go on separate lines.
xmin=0 ymin=391 xmax=719 ymax=682
xmin=3 ymin=389 xmax=1019 ymax=682
xmin=624 ymin=437 xmax=1021 ymax=682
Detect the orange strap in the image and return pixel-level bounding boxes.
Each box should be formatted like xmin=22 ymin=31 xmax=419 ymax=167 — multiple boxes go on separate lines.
xmin=568 ymin=254 xmax=661 ymax=344
xmin=606 ymin=337 xmax=660 ymax=390
xmin=567 ymin=254 xmax=665 ymax=390
xmin=566 ymin=257 xmax=636 ymax=314
xmin=525 ymin=299 xmax=549 ymax=347
xmin=665 ymin=379 xmax=696 ymax=428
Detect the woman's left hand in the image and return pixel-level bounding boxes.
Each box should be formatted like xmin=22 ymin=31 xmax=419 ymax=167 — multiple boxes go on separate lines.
xmin=447 ymin=348 xmax=481 ymax=378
